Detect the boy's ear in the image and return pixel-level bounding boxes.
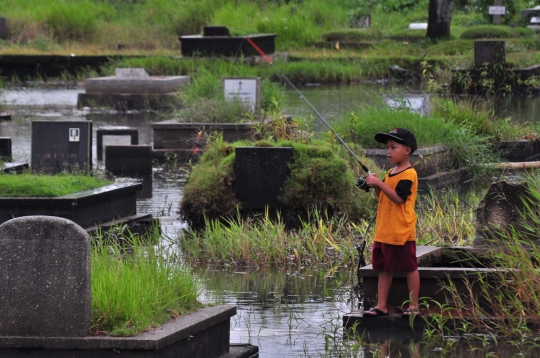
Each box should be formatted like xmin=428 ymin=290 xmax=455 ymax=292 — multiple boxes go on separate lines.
xmin=404 ymin=146 xmax=412 ymax=154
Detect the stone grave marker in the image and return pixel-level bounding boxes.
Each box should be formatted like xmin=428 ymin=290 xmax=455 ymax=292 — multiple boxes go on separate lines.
xmin=408 ymin=23 xmax=428 ymax=30
xmin=96 ymin=127 xmax=139 ymax=161
xmin=474 ymin=40 xmax=505 ymax=69
xmin=0 ymin=18 xmax=8 ymax=40
xmin=384 ymin=94 xmax=430 ymax=116
xmin=234 ymin=147 xmax=294 ymax=209
xmin=105 ymin=145 xmax=152 ymax=177
xmin=0 ymin=137 xmax=11 ymax=161
xmin=223 ymin=77 xmax=261 ymax=113
xmin=0 ymin=216 xmax=91 ymax=337
xmin=488 ymin=0 xmax=505 ymax=25
xmin=31 ymin=121 xmax=92 ymax=174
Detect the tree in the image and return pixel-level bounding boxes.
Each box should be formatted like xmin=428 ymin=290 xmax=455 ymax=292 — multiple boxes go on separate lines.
xmin=426 ymin=0 xmax=454 ymax=39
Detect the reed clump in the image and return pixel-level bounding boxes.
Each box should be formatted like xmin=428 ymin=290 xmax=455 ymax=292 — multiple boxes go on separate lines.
xmin=91 ymin=228 xmax=201 ymax=336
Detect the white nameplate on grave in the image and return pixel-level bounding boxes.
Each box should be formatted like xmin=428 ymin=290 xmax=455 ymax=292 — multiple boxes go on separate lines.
xmin=224 ymin=78 xmax=259 ymax=112
xmin=531 ymin=17 xmax=540 ymax=24
xmin=489 ymin=6 xmax=506 ymax=15
xmin=385 ymin=96 xmax=428 ymax=116
xmin=69 ymin=128 xmax=80 ymax=142
xmin=409 ymin=23 xmax=428 ymax=30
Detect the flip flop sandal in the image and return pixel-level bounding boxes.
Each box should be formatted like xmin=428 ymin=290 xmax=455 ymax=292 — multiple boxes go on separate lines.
xmin=363 ymin=307 xmax=388 ymax=317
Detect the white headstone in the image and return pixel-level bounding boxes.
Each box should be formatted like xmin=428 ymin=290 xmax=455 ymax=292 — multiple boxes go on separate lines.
xmin=531 ymin=17 xmax=540 ymax=24
xmin=409 ymin=23 xmax=428 ymax=30
xmin=223 ymin=77 xmax=261 ymax=112
xmin=115 ymin=68 xmax=150 ymax=79
xmin=385 ymin=95 xmax=430 ymax=116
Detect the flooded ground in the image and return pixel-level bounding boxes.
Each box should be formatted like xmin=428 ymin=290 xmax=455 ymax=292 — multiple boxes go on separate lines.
xmin=1 ymin=85 xmax=538 ymax=357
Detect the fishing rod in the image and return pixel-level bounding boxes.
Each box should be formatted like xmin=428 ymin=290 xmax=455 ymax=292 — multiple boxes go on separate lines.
xmin=246 ymin=38 xmax=372 ymax=191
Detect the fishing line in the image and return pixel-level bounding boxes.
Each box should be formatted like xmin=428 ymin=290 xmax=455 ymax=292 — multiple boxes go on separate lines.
xmin=245 ymin=37 xmax=371 ymax=176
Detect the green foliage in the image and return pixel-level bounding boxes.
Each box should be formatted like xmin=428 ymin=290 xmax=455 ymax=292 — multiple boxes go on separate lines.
xmin=45 ymin=1 xmax=116 ymax=42
xmin=464 ymin=0 xmax=524 ymax=25
xmin=142 ymin=0 xmax=216 ymax=36
xmin=460 ymin=25 xmax=534 ymax=39
xmin=0 ymin=173 xmax=112 ymax=197
xmin=336 ymin=103 xmax=500 ymax=181
xmin=92 ymin=231 xmax=201 ymax=336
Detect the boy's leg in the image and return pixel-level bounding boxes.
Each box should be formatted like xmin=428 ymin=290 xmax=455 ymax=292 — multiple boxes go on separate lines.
xmin=375 ymin=270 xmax=393 ymax=312
xmin=405 ymin=269 xmax=420 ymax=310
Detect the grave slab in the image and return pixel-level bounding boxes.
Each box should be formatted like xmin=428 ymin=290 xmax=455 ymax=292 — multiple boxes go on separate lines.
xmin=0 ymin=216 xmax=91 ymax=337
xmin=96 ymin=127 xmax=139 ymax=161
xmin=105 ymin=145 xmax=152 ymax=177
xmin=234 ymin=147 xmax=294 ymax=209
xmin=31 ymin=121 xmax=92 ymax=174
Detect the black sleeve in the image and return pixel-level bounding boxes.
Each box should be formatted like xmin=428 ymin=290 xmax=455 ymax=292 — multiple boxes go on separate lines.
xmin=395 ymin=180 xmax=413 ymax=202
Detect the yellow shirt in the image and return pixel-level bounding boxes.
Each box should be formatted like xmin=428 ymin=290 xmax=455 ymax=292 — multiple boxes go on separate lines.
xmin=373 ymin=167 xmax=418 ymax=245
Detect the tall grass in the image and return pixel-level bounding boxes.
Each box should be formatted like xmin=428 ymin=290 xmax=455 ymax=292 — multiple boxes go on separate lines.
xmin=181 ymin=208 xmax=361 ymax=267
xmin=336 ymin=102 xmax=501 ymax=181
xmin=92 ymin=229 xmax=201 ymax=336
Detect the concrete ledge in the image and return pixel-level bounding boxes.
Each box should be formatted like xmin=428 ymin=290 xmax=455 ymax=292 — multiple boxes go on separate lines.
xmin=78 ymin=93 xmax=180 ymax=110
xmin=85 ymin=76 xmax=190 ymax=94
xmin=0 ymin=306 xmax=237 ymax=356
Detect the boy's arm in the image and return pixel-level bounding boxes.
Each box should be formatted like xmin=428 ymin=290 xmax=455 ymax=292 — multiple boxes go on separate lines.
xmin=365 ymin=174 xmax=405 ymax=204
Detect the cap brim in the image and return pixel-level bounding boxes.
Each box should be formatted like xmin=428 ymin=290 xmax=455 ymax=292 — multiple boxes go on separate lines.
xmin=374 ymin=133 xmax=407 ymax=146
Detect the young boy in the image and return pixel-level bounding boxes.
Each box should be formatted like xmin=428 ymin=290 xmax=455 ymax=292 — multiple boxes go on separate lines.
xmin=363 ymin=128 xmax=420 ymax=317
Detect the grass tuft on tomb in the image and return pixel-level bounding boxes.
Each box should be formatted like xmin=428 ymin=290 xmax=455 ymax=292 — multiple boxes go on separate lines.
xmin=91 ymin=226 xmax=201 ymax=336
xmin=0 ymin=173 xmax=113 ymax=197
xmin=460 ymin=25 xmax=535 ymax=40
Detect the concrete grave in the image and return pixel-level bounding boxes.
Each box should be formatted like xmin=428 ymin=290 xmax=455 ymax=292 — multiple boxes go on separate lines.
xmin=96 ymin=127 xmax=139 ymax=161
xmin=408 ymin=23 xmax=428 ymax=30
xmin=0 ymin=137 xmax=12 ymax=161
xmin=180 ymin=25 xmax=276 ymax=57
xmin=0 ymin=18 xmax=7 ymax=40
xmin=223 ymin=77 xmax=261 ymax=113
xmin=474 ymin=40 xmax=505 ymax=69
xmin=474 ymin=181 xmax=539 ymax=247
xmin=488 ymin=0 xmax=505 ymax=25
xmin=234 ymin=147 xmax=294 ymax=209
xmin=78 ymin=68 xmax=190 ymax=110
xmin=0 ymin=216 xmax=91 ymax=337
xmin=105 ymin=145 xmax=152 ymax=177
xmin=384 ymin=94 xmax=430 ymax=116
xmin=31 ymin=121 xmax=92 ymax=174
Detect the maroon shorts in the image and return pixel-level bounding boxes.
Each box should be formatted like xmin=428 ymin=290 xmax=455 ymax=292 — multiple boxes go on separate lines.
xmin=372 ymin=241 xmax=417 ymax=273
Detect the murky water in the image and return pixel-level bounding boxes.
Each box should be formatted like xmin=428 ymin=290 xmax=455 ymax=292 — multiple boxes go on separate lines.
xmin=1 ymin=86 xmax=538 ymax=357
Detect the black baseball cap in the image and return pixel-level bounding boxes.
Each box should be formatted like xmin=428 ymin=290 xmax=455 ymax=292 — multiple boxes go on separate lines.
xmin=374 ymin=128 xmax=417 ymax=154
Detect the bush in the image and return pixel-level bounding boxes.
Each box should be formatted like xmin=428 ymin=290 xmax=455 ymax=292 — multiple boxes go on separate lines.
xmin=460 ymin=25 xmax=534 ymax=39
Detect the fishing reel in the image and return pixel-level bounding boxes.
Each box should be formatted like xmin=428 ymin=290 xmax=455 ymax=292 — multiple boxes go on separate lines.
xmin=355 ymin=176 xmax=370 ymax=192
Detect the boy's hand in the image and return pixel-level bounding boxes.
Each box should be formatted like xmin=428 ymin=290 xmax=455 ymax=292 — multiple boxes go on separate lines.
xmin=365 ymin=173 xmax=380 ymax=188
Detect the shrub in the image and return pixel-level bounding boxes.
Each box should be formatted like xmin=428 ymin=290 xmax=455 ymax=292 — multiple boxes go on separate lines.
xmin=460 ymin=25 xmax=534 ymax=39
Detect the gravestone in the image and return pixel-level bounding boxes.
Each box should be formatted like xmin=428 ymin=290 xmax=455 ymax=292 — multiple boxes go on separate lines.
xmin=105 ymin=145 xmax=152 ymax=177
xmin=384 ymin=94 xmax=430 ymax=116
xmin=489 ymin=0 xmax=505 ymax=25
xmin=474 ymin=181 xmax=539 ymax=247
xmin=0 ymin=17 xmax=8 ymax=40
xmin=31 ymin=121 xmax=92 ymax=174
xmin=0 ymin=137 xmax=12 ymax=161
xmin=350 ymin=14 xmax=371 ymax=28
xmin=408 ymin=23 xmax=428 ymax=30
xmin=0 ymin=216 xmax=91 ymax=337
xmin=474 ymin=40 xmax=505 ymax=69
xmin=521 ymin=5 xmax=540 ymax=21
xmin=234 ymin=147 xmax=294 ymax=209
xmin=96 ymin=127 xmax=139 ymax=161
xmin=223 ymin=77 xmax=261 ymax=113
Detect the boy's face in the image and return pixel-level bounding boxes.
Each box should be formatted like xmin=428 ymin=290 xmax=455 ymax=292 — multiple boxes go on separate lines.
xmin=386 ymin=139 xmax=411 ymax=164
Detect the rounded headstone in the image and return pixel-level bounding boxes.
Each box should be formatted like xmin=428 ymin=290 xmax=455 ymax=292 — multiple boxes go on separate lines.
xmin=0 ymin=216 xmax=91 ymax=337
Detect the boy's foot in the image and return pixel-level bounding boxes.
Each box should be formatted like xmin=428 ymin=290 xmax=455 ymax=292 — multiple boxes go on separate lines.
xmin=401 ymin=307 xmax=421 ymax=318
xmin=363 ymin=307 xmax=388 ymax=317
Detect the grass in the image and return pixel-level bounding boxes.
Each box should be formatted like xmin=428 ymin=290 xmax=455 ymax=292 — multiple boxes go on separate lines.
xmin=0 ymin=173 xmax=112 ymax=197
xmin=91 ymin=227 xmax=201 ymax=336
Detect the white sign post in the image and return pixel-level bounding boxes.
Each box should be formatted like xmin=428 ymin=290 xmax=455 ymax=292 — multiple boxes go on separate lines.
xmin=223 ymin=77 xmax=261 ymax=113
xmin=489 ymin=0 xmax=506 ymax=25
